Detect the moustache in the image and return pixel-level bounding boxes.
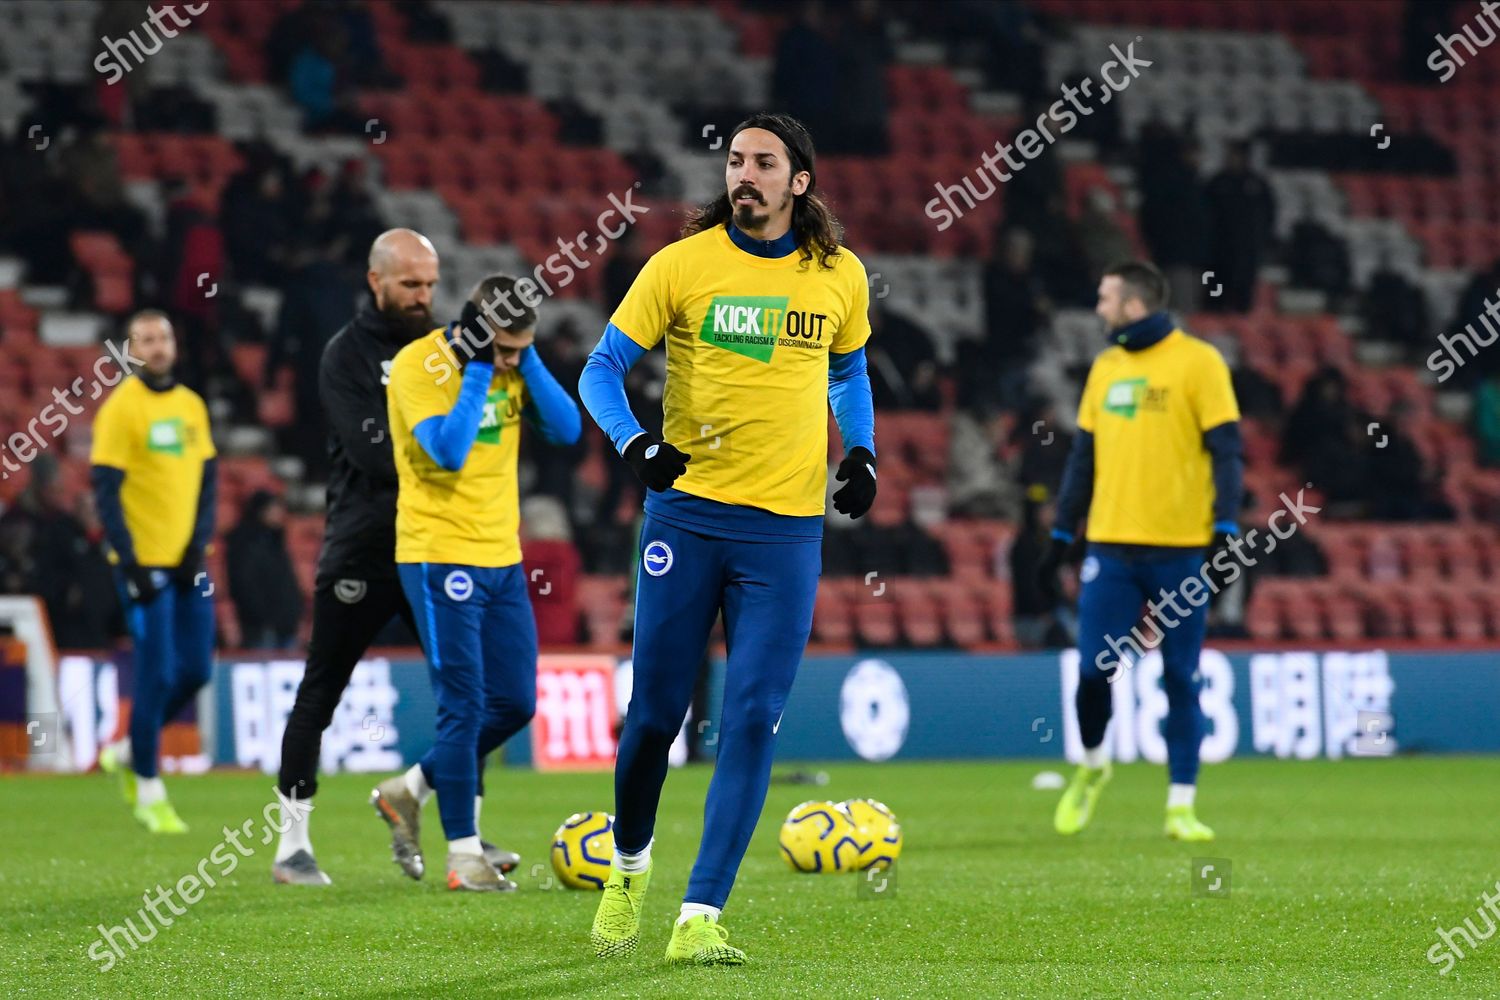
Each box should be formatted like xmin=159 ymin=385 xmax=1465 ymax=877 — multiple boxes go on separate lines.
xmin=732 ymin=187 xmax=765 ymax=204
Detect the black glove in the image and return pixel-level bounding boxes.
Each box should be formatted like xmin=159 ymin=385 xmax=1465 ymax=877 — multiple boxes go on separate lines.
xmin=1203 ymin=530 xmax=1238 ymax=597
xmin=832 ymin=446 xmax=877 ymax=519
xmin=171 ymin=544 xmax=205 ymax=589
xmin=457 ymin=300 xmax=496 ymax=368
xmin=623 ymin=434 xmax=689 ymax=492
xmin=122 ymin=562 xmax=160 ymax=603
xmin=1035 ymin=535 xmax=1070 ymax=606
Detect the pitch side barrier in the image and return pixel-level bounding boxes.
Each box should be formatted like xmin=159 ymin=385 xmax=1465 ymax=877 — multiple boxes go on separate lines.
xmin=22 ymin=644 xmax=1499 ymax=771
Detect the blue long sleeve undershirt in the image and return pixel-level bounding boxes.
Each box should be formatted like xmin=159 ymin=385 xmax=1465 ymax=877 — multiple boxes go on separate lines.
xmin=1204 ymin=419 xmax=1244 ymax=532
xmin=90 ymin=457 xmax=216 ymax=565
xmin=518 ymin=346 xmax=582 ymax=445
xmin=1050 ymin=420 xmax=1245 ymax=543
xmin=579 ymin=323 xmax=877 ymax=458
xmin=1051 ymin=430 xmax=1094 ymax=544
xmin=828 ymin=347 xmax=875 ymax=455
xmin=90 ymin=465 xmax=135 ymax=564
xmin=413 ymin=361 xmax=493 ymax=471
xmin=415 ymin=347 xmax=582 ymax=470
xmin=578 ymin=323 xmax=648 ymax=455
xmin=188 ymin=457 xmax=217 ymax=551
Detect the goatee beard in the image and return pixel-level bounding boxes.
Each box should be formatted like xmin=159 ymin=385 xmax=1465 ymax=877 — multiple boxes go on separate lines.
xmin=734 ymin=203 xmax=770 ymax=231
xmin=732 ymin=188 xmax=792 ymax=234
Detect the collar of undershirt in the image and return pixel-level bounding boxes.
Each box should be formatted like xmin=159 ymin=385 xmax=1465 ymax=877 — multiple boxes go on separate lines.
xmin=726 ymin=221 xmax=797 ymax=259
xmin=139 ymin=371 xmax=177 ymax=393
xmin=1110 ymin=310 xmax=1174 ymax=351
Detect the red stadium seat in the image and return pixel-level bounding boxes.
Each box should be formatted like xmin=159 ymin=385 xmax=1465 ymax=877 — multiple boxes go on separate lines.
xmin=1438 ymin=588 xmax=1487 ymax=642
xmin=1284 ymin=584 xmax=1326 ymax=641
xmin=9 ymin=0 xmax=1492 ymax=657
xmin=884 ymin=581 xmax=932 ymax=644
xmin=812 ymin=580 xmax=854 ymax=646
xmin=930 ymin=580 xmax=986 ymax=649
xmin=1404 ymin=588 xmax=1447 ymax=643
xmin=853 ymin=592 xmax=899 ymax=647
xmin=578 ymin=576 xmax=626 ymax=648
xmin=1325 ymin=588 xmax=1365 ymax=642
xmin=1246 ymin=585 xmax=1285 ymax=642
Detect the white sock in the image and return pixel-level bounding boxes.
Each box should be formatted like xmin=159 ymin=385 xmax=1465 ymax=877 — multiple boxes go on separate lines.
xmin=474 ymin=795 xmax=483 ymax=834
xmin=614 ymin=842 xmax=651 ymax=873
xmin=1082 ymin=746 xmax=1108 ymax=769
xmin=136 ymin=776 xmax=166 ymax=806
xmin=404 ymin=764 xmax=433 ymax=806
xmin=678 ymin=903 xmax=721 ymax=925
xmin=275 ymin=794 xmax=314 ymax=862
xmin=110 ymin=737 xmax=132 ymax=765
xmin=1168 ymin=783 xmax=1196 ymax=809
xmin=448 ymin=835 xmax=482 ymax=856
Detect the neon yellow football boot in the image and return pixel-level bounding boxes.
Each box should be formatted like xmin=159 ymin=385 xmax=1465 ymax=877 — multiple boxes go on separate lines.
xmin=665 ymin=913 xmax=746 ymax=966
xmin=591 ymin=863 xmax=651 ymax=958
xmin=1164 ymin=804 xmax=1215 ymax=842
xmin=1054 ymin=762 xmax=1112 ymax=835
xmin=98 ymin=744 xmax=136 ymax=806
xmin=134 ymin=799 xmax=188 ymax=834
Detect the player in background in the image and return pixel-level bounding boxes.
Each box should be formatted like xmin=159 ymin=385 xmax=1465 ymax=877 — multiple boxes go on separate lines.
xmin=370 ymin=274 xmax=581 ymax=891
xmin=579 ymin=113 xmax=877 ymax=965
xmin=1041 ymin=261 xmax=1243 ymax=842
xmin=93 ymin=310 xmax=217 ymax=834
xmin=270 ymin=230 xmax=523 ymax=884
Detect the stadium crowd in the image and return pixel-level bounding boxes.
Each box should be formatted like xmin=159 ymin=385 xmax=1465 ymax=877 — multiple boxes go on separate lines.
xmin=1 ymin=0 xmax=1498 ymax=650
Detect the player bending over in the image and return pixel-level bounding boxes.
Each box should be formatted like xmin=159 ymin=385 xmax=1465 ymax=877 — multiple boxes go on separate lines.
xmin=370 ymin=275 xmax=580 ymax=891
xmin=579 ymin=113 xmax=877 ymax=965
xmin=270 ymin=230 xmax=520 ymax=885
xmin=93 ymin=311 xmax=217 ymax=834
xmin=1041 ymin=261 xmax=1243 ymax=842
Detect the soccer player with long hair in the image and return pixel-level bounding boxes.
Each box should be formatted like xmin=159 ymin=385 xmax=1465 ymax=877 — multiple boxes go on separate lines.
xmin=579 ymin=112 xmax=878 ymax=964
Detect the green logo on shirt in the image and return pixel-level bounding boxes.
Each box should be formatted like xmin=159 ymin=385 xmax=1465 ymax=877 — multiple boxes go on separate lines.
xmin=146 ymin=417 xmax=185 ymax=454
xmin=1102 ymin=377 xmax=1171 ymax=419
xmin=698 ymin=295 xmax=791 ymax=362
xmin=477 ymin=388 xmax=509 ymax=445
xmin=1102 ymin=378 xmax=1147 ymax=419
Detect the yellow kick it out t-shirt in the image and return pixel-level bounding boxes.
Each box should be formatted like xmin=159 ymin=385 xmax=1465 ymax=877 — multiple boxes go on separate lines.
xmin=388 ymin=328 xmax=528 ymax=568
xmin=609 ymin=225 xmax=872 ymax=516
xmin=1076 ymin=329 xmax=1240 ymax=547
xmin=90 ymin=374 xmax=216 ymax=566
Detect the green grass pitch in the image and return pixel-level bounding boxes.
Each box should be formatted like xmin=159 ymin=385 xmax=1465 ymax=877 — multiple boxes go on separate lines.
xmin=4 ymin=758 xmax=1496 ymax=998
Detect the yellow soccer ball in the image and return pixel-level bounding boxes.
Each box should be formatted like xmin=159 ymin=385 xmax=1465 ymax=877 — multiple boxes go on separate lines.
xmin=842 ymin=798 xmax=903 ymax=870
xmin=778 ymin=800 xmax=863 ymax=874
xmin=550 ymin=811 xmax=614 ymax=890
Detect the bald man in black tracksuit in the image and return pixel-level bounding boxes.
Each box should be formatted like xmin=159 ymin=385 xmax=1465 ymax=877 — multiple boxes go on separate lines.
xmin=270 ymin=229 xmax=520 ymax=885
